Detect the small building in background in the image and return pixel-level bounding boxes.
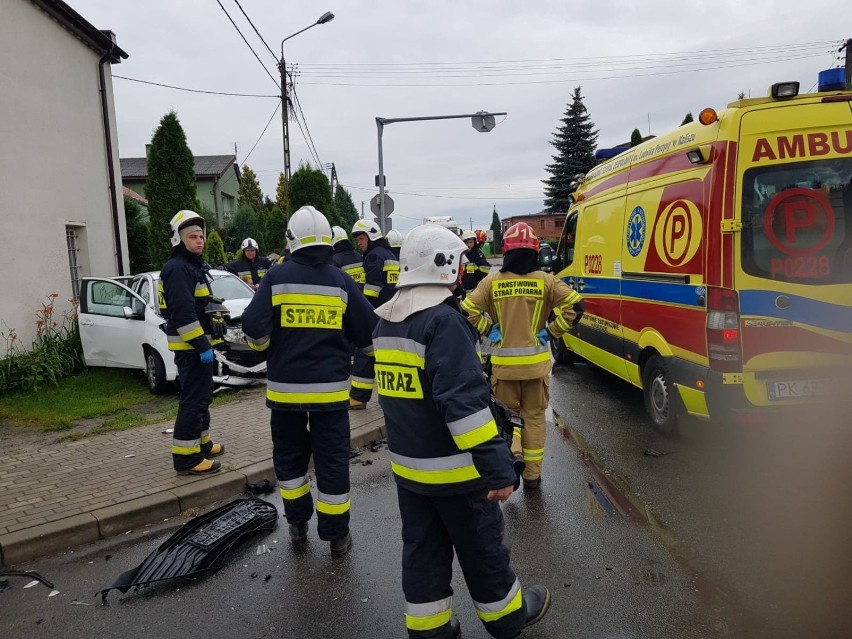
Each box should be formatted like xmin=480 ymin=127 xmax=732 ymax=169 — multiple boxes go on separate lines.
xmin=501 ymin=211 xmax=566 ymax=244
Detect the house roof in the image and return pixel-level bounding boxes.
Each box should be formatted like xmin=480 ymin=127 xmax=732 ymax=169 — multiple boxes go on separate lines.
xmin=120 ymin=155 xmax=239 ymax=182
xmin=31 ymin=0 xmax=128 ymax=62
xmin=123 ymin=186 xmax=148 ymax=205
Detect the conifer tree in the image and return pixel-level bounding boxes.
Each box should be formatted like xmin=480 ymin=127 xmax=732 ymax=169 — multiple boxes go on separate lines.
xmin=205 ymin=229 xmax=227 ymax=267
xmin=490 ymin=206 xmax=503 ymax=254
xmin=273 ymin=172 xmax=289 ymax=216
xmin=123 ymin=194 xmax=151 ymax=274
xmin=543 ymin=86 xmax=598 ymax=212
xmin=145 ymin=111 xmax=200 ymax=265
xmin=289 ymin=163 xmax=340 ymax=227
xmin=237 ymin=164 xmax=264 ymax=213
xmin=334 ymin=186 xmax=359 ymax=231
xmin=630 ymin=128 xmax=643 ymax=147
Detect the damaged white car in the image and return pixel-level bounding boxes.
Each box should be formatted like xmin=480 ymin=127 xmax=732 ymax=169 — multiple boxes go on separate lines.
xmin=78 ymin=270 xmax=267 ymax=394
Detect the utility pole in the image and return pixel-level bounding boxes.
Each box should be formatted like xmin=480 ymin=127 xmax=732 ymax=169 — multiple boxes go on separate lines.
xmin=845 ymin=38 xmax=852 ymax=89
xmin=278 ymin=60 xmax=291 ymax=181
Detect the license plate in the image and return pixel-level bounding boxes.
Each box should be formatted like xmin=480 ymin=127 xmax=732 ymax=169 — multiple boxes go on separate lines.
xmin=766 ymin=379 xmax=828 ymax=400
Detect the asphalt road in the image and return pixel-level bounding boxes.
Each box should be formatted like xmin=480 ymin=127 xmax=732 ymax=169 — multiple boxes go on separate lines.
xmin=549 ymin=359 xmax=852 ymax=639
xmin=1 ymin=410 xmax=745 ymax=638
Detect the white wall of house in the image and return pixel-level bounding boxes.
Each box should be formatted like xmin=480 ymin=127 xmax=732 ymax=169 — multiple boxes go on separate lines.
xmin=0 ymin=0 xmax=128 ymax=349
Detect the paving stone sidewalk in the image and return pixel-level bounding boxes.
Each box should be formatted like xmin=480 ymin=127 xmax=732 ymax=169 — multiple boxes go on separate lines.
xmin=0 ymin=391 xmax=386 ymax=566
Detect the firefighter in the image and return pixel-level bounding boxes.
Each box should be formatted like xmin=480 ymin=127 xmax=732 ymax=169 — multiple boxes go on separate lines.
xmin=224 ymin=237 xmax=272 ymax=289
xmin=241 ymin=206 xmax=376 ymax=557
xmin=462 ymin=222 xmax=583 ymax=489
xmin=159 ymin=210 xmax=226 ymax=475
xmin=375 ymin=223 xmax=551 ymax=639
xmin=331 ymin=226 xmax=366 ymax=288
xmin=386 ymin=228 xmax=404 ymax=260
xmin=348 ymin=219 xmax=399 ymax=410
xmin=460 ymin=229 xmax=492 ymax=293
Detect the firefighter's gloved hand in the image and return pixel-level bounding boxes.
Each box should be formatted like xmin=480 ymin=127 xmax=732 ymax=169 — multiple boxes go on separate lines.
xmin=488 ymin=323 xmax=502 ymax=344
xmin=199 ymin=349 xmax=215 ymax=364
xmin=536 ymin=328 xmax=553 ymax=345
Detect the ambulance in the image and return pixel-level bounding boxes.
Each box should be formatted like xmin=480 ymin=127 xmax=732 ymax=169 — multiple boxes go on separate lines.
xmin=551 ymin=71 xmax=852 ymax=433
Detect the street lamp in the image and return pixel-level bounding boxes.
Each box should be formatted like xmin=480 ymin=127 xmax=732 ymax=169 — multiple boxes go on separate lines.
xmin=374 ymin=111 xmax=507 ymax=233
xmin=279 ymin=11 xmax=335 ymax=180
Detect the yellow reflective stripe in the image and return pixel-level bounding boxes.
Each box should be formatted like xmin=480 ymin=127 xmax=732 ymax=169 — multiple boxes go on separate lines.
xmin=181 ymin=326 xmax=204 ymax=341
xmin=374 ymin=348 xmax=425 ymax=368
xmin=210 ymin=338 xmax=223 ymax=346
xmin=491 ymin=351 xmax=551 ymax=366
xmin=559 ymin=290 xmax=582 ymax=307
xmin=452 ymin=420 xmax=498 ymax=450
xmin=194 ymin=287 xmax=210 ymax=297
xmin=171 ymin=444 xmax=201 ymax=455
xmin=271 ymin=292 xmax=347 ymax=310
xmin=363 ymin=287 xmax=380 ymax=298
xmin=513 ymin=426 xmax=522 ymax=439
xmin=316 ymin=499 xmax=351 ymax=515
xmin=351 ymin=379 xmax=374 ymax=390
xmin=406 ymin=609 xmax=453 ymax=632
xmin=554 ymin=313 xmax=572 ymax=333
xmin=279 ymin=483 xmax=311 ymax=500
xmin=460 ymin=297 xmax=480 ymax=313
xmin=391 ymin=461 xmax=480 ymax=485
xmin=523 ymin=447 xmax=544 ymax=461
xmin=475 ymin=584 xmax=523 ymax=622
xmin=247 ymin=335 xmax=270 ymax=351
xmin=168 ymin=342 xmax=195 ymax=351
xmin=267 ymin=389 xmax=350 ymax=404
xmin=530 ymin=299 xmax=543 ymax=337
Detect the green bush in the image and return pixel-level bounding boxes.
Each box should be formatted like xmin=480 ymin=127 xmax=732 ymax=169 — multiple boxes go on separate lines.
xmin=0 ymin=294 xmax=86 ymax=394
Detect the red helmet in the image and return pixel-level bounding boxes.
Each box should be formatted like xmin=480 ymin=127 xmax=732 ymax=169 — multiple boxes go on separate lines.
xmin=475 ymin=229 xmax=487 ymax=244
xmin=502 ymin=222 xmax=539 ymax=253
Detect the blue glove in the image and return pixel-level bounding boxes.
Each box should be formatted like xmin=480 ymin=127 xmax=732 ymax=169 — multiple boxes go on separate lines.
xmin=488 ymin=323 xmax=502 ymax=344
xmin=536 ymin=328 xmax=553 ymax=345
xmin=199 ymin=349 xmax=215 ymax=364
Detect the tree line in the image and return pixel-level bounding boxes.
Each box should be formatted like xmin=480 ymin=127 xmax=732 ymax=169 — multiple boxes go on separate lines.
xmin=125 ymin=111 xmax=360 ymax=272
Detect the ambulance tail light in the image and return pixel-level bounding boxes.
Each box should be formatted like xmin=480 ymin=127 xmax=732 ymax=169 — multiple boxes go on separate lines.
xmin=706 ymin=287 xmax=742 ymax=372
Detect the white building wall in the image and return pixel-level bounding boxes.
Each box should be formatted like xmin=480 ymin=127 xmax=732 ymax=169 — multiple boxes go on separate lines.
xmin=0 ymin=0 xmax=128 ymax=349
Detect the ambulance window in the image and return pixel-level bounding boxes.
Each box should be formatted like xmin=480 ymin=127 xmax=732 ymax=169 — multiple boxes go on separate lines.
xmin=557 ymin=211 xmax=578 ymax=268
xmin=741 ymin=158 xmax=852 ymax=284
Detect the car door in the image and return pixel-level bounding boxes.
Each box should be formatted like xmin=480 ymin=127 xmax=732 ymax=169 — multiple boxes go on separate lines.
xmin=78 ymin=278 xmax=147 ymax=369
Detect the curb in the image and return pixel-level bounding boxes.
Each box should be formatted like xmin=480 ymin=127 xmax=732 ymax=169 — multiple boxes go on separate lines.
xmin=0 ymin=424 xmax=386 ymax=567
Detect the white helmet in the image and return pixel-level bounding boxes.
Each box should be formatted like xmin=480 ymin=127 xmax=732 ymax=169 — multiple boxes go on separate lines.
xmin=331 ymin=226 xmax=349 ymax=246
xmin=169 ymin=210 xmax=206 ymax=247
xmin=386 ymin=229 xmax=404 ymax=248
xmin=397 ymin=224 xmax=466 ymax=288
xmin=460 ymin=230 xmax=476 ymax=243
xmin=352 ymin=219 xmax=383 ymax=241
xmin=286 ymin=206 xmax=332 ymax=253
xmin=240 ymin=237 xmax=259 ymax=252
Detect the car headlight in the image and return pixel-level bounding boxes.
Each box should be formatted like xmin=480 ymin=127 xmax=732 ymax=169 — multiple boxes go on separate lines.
xmin=225 ymin=326 xmax=246 ymax=343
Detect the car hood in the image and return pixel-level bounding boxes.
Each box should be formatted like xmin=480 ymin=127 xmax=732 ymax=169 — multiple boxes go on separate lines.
xmin=223 ymin=298 xmax=251 ymax=319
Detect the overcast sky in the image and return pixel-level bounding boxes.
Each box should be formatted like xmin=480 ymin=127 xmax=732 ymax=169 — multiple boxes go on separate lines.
xmin=73 ymin=0 xmax=846 ymax=232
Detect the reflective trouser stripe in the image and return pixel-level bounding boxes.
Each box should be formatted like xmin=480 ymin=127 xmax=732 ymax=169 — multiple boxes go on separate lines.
xmin=172 ymin=438 xmax=201 ymax=456
xmin=473 ymin=579 xmax=523 ymax=622
xmin=279 ymin=476 xmax=311 ymax=500
xmin=317 ymin=492 xmax=351 ymax=515
xmin=405 ymin=597 xmax=453 ymax=632
xmin=523 ymin=447 xmax=544 ymax=461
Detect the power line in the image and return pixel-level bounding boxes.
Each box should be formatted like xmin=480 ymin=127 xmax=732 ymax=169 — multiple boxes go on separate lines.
xmin=241 ymin=102 xmax=281 ymax=166
xmin=214 ymin=0 xmax=279 ymax=90
xmin=291 ymin=82 xmax=323 ymax=169
xmin=344 ymin=185 xmax=542 ymax=201
xmin=112 ymin=74 xmax=278 ymax=98
xmin=231 ymin=0 xmax=278 ymax=64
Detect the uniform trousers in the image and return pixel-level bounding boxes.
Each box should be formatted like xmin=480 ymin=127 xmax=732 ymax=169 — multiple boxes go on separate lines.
xmin=270 ymin=409 xmax=351 ymax=541
xmin=492 ymin=376 xmax=550 ymax=480
xmin=172 ymin=351 xmax=214 ymax=471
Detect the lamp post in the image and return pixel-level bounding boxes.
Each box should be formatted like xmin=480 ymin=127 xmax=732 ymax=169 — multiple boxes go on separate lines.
xmin=279 ymin=11 xmax=334 ymax=181
xmin=375 ymin=111 xmax=506 ymax=233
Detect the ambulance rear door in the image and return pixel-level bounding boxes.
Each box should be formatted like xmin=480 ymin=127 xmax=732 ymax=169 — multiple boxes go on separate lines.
xmin=736 ymin=97 xmax=852 ymax=408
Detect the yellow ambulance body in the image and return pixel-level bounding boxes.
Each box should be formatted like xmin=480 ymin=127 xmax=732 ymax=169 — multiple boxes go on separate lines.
xmin=552 ymin=81 xmax=852 ymax=432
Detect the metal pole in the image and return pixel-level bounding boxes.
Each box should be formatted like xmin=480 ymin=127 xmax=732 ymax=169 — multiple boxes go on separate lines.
xmin=279 ymin=59 xmax=290 ymax=181
xmin=845 ymin=38 xmax=852 ymax=89
xmin=377 ymin=118 xmax=386 ymax=234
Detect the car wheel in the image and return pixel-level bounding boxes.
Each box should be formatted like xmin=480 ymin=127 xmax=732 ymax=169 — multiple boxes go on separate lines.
xmin=145 ymin=348 xmax=171 ymax=395
xmin=642 ymin=354 xmax=679 ymax=436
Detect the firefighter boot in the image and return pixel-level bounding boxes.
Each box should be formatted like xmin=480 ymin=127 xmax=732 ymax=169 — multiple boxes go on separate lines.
xmin=522 ymin=477 xmax=541 ymax=490
xmin=348 ymin=398 xmax=367 ymax=411
xmin=289 ymin=522 xmax=308 ymax=544
xmin=203 ymin=442 xmax=226 ymax=458
xmin=176 ymin=459 xmax=221 ymax=476
xmin=330 ymin=532 xmax=352 ymax=557
xmin=411 ymin=618 xmax=460 ymax=639
xmin=517 ymin=585 xmax=551 ymax=634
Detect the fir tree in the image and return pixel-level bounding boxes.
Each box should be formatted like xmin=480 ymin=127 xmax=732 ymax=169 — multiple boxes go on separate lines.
xmin=205 ymin=229 xmax=227 ymax=267
xmin=145 ymin=111 xmax=200 ymax=265
xmin=490 ymin=206 xmax=503 ymax=255
xmin=238 ymin=164 xmax=264 ymax=213
xmin=543 ymin=86 xmax=598 ymax=212
xmin=225 ymin=205 xmax=264 ymax=253
xmin=681 ymin=112 xmax=694 ymax=125
xmin=267 ymin=208 xmax=289 ymax=254
xmin=289 ymin=163 xmax=339 ymax=227
xmin=630 ymin=128 xmax=643 ymax=147
xmin=273 ymin=172 xmax=289 ymax=216
xmin=123 ymin=194 xmax=151 ymax=274
xmin=334 ymin=186 xmax=359 ymax=231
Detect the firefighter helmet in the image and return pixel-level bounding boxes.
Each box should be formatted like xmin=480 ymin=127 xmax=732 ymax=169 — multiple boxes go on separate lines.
xmin=502 ymin=222 xmax=540 ymax=253
xmin=460 ymin=230 xmax=476 ymax=243
xmin=475 ymin=229 xmax=488 ymax=244
xmin=386 ymin=229 xmax=404 ymax=248
xmin=351 ymin=219 xmax=383 ymax=241
xmin=397 ymin=224 xmax=466 ymax=288
xmin=240 ymin=237 xmax=259 ymax=252
xmin=169 ymin=210 xmax=206 ymax=247
xmin=286 ymin=206 xmax=332 ymax=253
xmin=331 ymin=226 xmax=349 ymax=246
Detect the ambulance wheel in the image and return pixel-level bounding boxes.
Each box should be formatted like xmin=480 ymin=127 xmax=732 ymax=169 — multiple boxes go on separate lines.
xmin=550 ymin=336 xmax=579 ymax=366
xmin=642 ymin=355 xmax=679 ymax=436
xmin=145 ymin=348 xmax=170 ymax=395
